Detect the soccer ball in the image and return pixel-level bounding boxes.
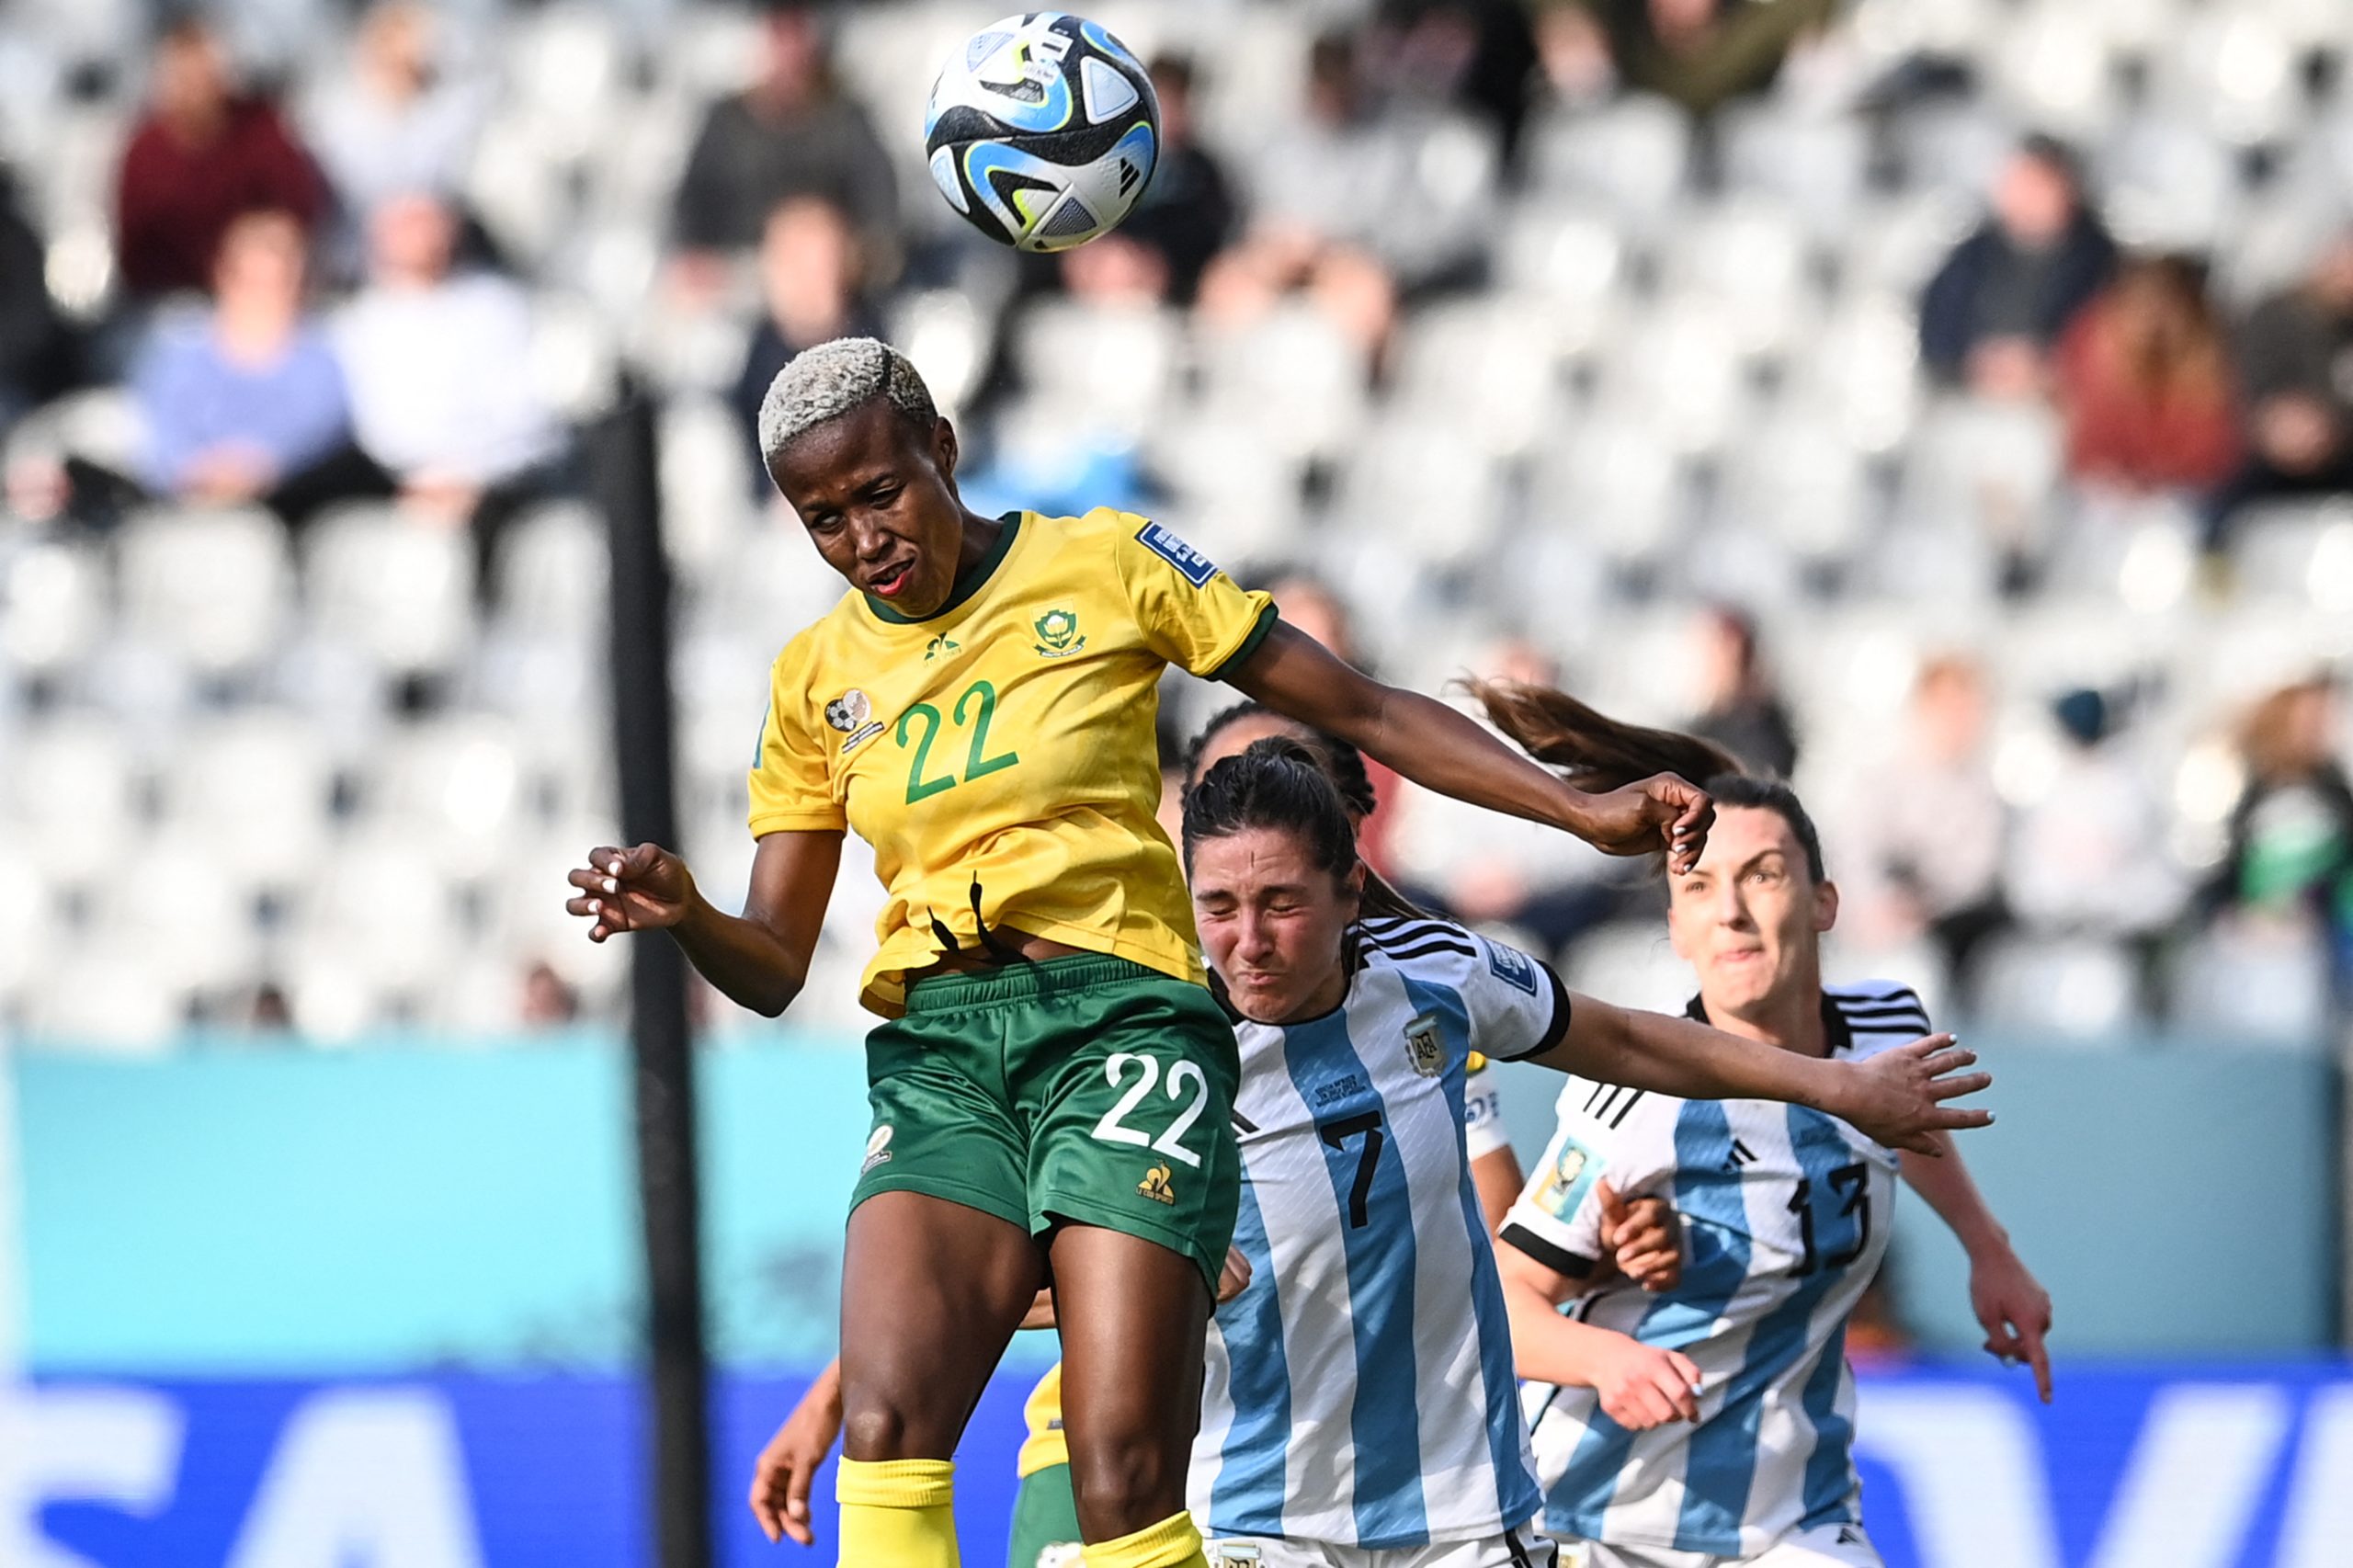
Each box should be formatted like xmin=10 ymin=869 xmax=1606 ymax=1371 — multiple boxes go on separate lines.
xmin=925 ymin=13 xmax=1160 ymax=253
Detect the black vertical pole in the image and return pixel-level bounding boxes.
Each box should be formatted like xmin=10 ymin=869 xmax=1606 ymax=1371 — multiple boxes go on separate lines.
xmin=595 ymin=387 xmax=712 ymax=1568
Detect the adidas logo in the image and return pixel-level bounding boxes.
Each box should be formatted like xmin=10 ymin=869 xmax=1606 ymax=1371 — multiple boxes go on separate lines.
xmin=1723 ymin=1138 xmax=1757 ymax=1172
xmin=1116 ymin=159 xmax=1140 ymax=196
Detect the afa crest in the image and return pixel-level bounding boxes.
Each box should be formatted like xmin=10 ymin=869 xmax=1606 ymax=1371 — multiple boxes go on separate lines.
xmin=1404 ymin=1010 xmax=1445 ymax=1077
xmin=1033 ymin=608 xmax=1086 ymax=657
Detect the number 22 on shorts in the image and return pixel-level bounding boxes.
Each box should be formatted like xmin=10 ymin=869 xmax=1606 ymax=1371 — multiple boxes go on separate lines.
xmin=1090 ymin=1051 xmax=1209 ymax=1167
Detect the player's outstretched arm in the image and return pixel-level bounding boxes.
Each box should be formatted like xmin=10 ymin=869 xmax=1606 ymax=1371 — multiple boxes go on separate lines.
xmin=1525 ymin=995 xmax=1994 ymax=1155
xmin=1901 ymin=1136 xmax=2054 ymax=1401
xmin=750 ymin=1356 xmax=843 ymax=1545
xmin=564 ymin=829 xmax=843 ymax=1017
xmin=1495 ymin=1237 xmax=1700 ymax=1430
xmin=1229 ymin=622 xmax=1712 ymax=873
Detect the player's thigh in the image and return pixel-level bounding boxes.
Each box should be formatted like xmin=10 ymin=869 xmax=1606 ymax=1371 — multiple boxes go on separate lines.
xmin=837 ymin=1019 xmax=1042 ymax=1458
xmin=1019 ymin=965 xmax=1244 ymax=1295
xmin=1740 ymin=1522 xmax=1883 ymax=1568
xmin=1007 ymin=1461 xmax=1085 ymax=1568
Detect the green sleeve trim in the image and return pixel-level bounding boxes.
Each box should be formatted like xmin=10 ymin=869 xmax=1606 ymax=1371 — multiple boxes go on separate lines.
xmin=1208 ymin=602 xmax=1279 ymax=682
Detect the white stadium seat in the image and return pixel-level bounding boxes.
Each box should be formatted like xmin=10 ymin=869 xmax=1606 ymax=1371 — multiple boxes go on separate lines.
xmin=6 ymin=712 xmax=142 ymax=889
xmin=162 ymin=709 xmax=337 ymax=893
xmin=115 ymin=505 xmax=293 ymax=681
xmin=303 ymin=504 xmax=479 ymax=682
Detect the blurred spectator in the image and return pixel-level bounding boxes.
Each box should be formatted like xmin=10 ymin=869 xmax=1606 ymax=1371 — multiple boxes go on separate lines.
xmin=2006 ymin=688 xmax=2182 ymax=938
xmin=1115 ymin=55 xmax=1238 ymax=304
xmin=670 ymin=4 xmax=898 ymax=284
xmin=124 ymin=210 xmax=358 ymax=517
xmin=1061 ymin=233 xmax=1172 ymax=305
xmin=1688 ymin=604 xmax=1800 ymax=778
xmin=301 ymin=2 xmax=486 ymax=248
xmin=729 ymin=197 xmax=886 ymax=484
xmin=1391 ymin=638 xmax=1620 ymax=952
xmin=115 ymin=17 xmax=328 ymax=300
xmin=1264 ymin=568 xmax=1364 ymax=666
xmin=1532 ymin=4 xmax=1620 ymax=112
xmin=1376 ymin=0 xmax=1542 ymax=168
xmin=335 ymin=193 xmax=561 ymax=551
xmin=520 ymin=960 xmax=581 ymax=1028
xmin=2054 ymin=256 xmax=2241 ymax=495
xmin=1919 ymin=137 xmax=2116 ymax=399
xmin=2205 ymin=227 xmax=2353 ymax=551
xmin=1570 ymin=0 xmax=1837 ymax=120
xmin=1841 ymin=655 xmax=2009 ymax=989
xmin=2207 ymin=675 xmax=2353 ymax=990
xmin=0 ymin=167 xmax=66 ymax=432
xmin=1200 ymin=27 xmax=1497 ymax=359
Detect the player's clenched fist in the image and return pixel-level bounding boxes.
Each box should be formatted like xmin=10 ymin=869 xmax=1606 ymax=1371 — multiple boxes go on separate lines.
xmin=565 ymin=842 xmax=696 ymax=941
xmin=1597 ymin=1181 xmax=1681 ymax=1293
xmin=1586 ymin=1334 xmax=1703 ymax=1431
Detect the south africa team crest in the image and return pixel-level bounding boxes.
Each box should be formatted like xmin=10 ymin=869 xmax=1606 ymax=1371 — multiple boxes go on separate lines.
xmin=1032 ymin=608 xmax=1086 ymax=657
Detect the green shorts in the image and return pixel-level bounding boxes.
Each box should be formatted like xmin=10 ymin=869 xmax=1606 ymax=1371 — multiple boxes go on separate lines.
xmin=852 ymin=953 xmax=1242 ymax=1292
xmin=1006 ymin=1461 xmax=1081 ymax=1568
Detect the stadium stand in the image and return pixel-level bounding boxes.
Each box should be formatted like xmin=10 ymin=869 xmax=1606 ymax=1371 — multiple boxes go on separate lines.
xmin=0 ymin=0 xmax=2349 ymax=1049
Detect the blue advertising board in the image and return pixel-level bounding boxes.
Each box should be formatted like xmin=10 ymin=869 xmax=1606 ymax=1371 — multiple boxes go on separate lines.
xmin=10 ymin=1366 xmax=2353 ymax=1567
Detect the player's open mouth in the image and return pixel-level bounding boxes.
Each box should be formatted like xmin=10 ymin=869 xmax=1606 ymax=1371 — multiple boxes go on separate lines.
xmin=869 ymin=559 xmax=915 ymax=597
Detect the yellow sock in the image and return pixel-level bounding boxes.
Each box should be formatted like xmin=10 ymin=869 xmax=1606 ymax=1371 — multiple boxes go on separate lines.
xmin=836 ymin=1457 xmax=959 ymax=1566
xmin=1080 ymin=1511 xmax=1207 ymax=1568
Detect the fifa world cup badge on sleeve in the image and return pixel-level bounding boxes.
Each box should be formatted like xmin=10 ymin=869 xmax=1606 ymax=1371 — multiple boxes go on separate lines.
xmin=1487 ymin=938 xmax=1540 ymax=994
xmin=1536 ymin=1134 xmax=1604 ymax=1219
xmin=1136 ymin=520 xmax=1219 ymax=585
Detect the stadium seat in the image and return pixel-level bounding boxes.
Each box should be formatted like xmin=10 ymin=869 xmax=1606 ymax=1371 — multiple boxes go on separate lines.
xmin=1009 ymin=298 xmax=1181 ymax=440
xmin=1142 ymin=409 xmax=1307 ymax=562
xmin=1656 ymin=199 xmax=1820 ymax=358
xmin=286 ymin=828 xmax=471 ymax=1003
xmin=494 ymin=501 xmax=610 ymax=644
xmin=1593 ymin=298 xmax=1750 ymax=455
xmin=2226 ymin=500 xmax=2353 ymax=612
xmin=85 ymin=825 xmax=264 ymax=995
xmin=2096 ymin=116 xmax=2241 ymax=252
xmin=1525 ymin=414 xmax=1689 ymax=567
xmin=116 ymin=505 xmax=293 ymax=682
xmin=368 ymin=715 xmax=529 ymax=884
xmin=2167 ymin=924 xmax=2336 ymax=1046
xmin=164 ymin=709 xmax=337 ymax=894
xmin=1524 ymin=96 xmax=1691 ymax=234
xmin=302 ymin=504 xmax=479 ymax=683
xmin=1196 ymin=304 xmax=1370 ymax=463
xmin=892 ymin=289 xmax=997 ymax=420
xmin=2155 ymin=6 xmax=2302 ymax=147
xmin=1990 ymin=2 xmax=2122 ymax=140
xmin=0 ymin=531 xmax=107 ymax=678
xmin=6 ymin=712 xmax=142 ymax=889
xmin=1493 ymin=203 xmax=1627 ymax=347
xmin=22 ymin=941 xmax=188 ymax=1051
xmin=1971 ymin=934 xmax=2148 ymax=1040
xmin=1718 ymin=106 xmax=1870 ymax=242
xmin=1332 ymin=420 xmax=1505 ymax=571
xmin=1388 ymin=296 xmax=1561 ymax=458
xmin=656 ymin=395 xmax=759 ymax=580
xmin=0 ymin=861 xmax=61 ymax=1019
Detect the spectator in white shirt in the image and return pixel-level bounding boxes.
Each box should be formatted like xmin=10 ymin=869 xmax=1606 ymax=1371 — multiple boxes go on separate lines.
xmin=301 ymin=1 xmax=486 ymax=275
xmin=335 ymin=191 xmax=563 ymax=586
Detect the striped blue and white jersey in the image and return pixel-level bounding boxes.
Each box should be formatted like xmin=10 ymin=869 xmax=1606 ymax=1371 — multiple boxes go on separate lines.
xmin=1190 ymin=915 xmax=1564 ymax=1549
xmin=1504 ymin=982 xmax=1930 ymax=1558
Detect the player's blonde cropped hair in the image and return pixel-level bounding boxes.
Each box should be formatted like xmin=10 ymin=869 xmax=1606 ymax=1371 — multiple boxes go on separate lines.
xmin=756 ymin=336 xmax=938 ymax=471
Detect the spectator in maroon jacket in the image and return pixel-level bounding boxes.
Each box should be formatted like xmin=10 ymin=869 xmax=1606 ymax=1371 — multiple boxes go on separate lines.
xmin=114 ymin=17 xmax=328 ymax=300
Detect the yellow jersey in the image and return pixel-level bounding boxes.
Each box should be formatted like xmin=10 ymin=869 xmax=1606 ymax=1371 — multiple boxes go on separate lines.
xmin=747 ymin=507 xmax=1277 ymax=1016
xmin=1017 ymin=1362 xmax=1067 ymax=1478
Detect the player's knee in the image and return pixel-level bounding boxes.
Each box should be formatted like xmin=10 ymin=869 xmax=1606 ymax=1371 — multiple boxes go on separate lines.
xmin=1065 ymin=1437 xmax=1186 ymax=1535
xmin=837 ymin=1395 xmax=915 ymax=1463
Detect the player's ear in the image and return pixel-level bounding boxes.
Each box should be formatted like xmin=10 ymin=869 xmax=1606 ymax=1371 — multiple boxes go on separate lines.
xmin=931 ymin=416 xmax=959 ymax=483
xmin=1341 ymin=860 xmax=1365 ymax=912
xmin=1813 ymin=876 xmax=1839 ymax=936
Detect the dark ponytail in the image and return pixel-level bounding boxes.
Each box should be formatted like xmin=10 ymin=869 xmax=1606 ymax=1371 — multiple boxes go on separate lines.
xmin=1184 ymin=708 xmax=1426 ymax=920
xmin=1183 ymin=737 xmax=1359 ymax=885
xmin=1468 ymin=678 xmax=1828 ymax=882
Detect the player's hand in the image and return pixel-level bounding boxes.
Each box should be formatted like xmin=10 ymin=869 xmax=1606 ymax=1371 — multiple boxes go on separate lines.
xmin=1968 ymin=1244 xmax=2053 ymax=1403
xmin=566 ymin=843 xmax=696 ymax=940
xmin=1597 ymin=1182 xmax=1681 ymax=1293
xmin=1836 ymin=1036 xmax=1992 ymax=1155
xmin=749 ymin=1366 xmax=843 ymax=1546
xmin=1216 ymin=1245 xmax=1253 ymax=1303
xmin=1588 ymin=1335 xmax=1703 ymax=1430
xmin=1570 ymin=773 xmax=1712 ymax=875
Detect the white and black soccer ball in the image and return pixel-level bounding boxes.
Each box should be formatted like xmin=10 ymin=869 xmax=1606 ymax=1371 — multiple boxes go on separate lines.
xmin=924 ymin=13 xmax=1160 ymax=253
